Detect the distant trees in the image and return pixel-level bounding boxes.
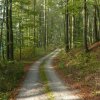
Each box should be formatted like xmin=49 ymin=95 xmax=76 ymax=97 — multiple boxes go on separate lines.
xmin=0 ymin=0 xmax=63 ymax=61
xmin=64 ymin=0 xmax=100 ymax=52
xmin=0 ymin=0 xmax=99 ymax=61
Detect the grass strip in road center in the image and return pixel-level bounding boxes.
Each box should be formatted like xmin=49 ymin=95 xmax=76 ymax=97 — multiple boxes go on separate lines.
xmin=39 ymin=62 xmax=54 ymax=100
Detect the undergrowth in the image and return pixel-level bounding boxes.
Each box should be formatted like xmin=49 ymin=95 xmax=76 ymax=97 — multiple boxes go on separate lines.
xmin=0 ymin=61 xmax=24 ymax=100
xmin=56 ymin=48 xmax=100 ymax=98
xmin=0 ymin=47 xmax=54 ymax=100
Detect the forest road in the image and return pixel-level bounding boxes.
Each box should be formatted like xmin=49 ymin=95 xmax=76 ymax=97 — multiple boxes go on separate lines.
xmin=16 ymin=49 xmax=82 ymax=100
xmin=45 ymin=50 xmax=82 ymax=100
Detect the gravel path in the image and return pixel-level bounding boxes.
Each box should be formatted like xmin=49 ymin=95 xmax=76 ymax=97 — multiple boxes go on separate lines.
xmin=16 ymin=49 xmax=82 ymax=100
xmin=16 ymin=51 xmax=54 ymax=100
xmin=45 ymin=49 xmax=82 ymax=100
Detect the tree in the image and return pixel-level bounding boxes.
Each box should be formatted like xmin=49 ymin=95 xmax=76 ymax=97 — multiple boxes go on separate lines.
xmin=94 ymin=0 xmax=99 ymax=42
xmin=65 ymin=0 xmax=69 ymax=52
xmin=6 ymin=0 xmax=14 ymax=60
xmin=83 ymin=0 xmax=88 ymax=52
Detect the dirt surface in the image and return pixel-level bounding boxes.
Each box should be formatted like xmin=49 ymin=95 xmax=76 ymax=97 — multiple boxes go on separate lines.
xmin=45 ymin=50 xmax=82 ymax=100
xmin=13 ymin=49 xmax=82 ymax=100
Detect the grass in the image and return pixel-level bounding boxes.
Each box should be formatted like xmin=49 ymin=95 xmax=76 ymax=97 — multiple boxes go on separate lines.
xmin=39 ymin=63 xmax=54 ymax=100
xmin=54 ymin=48 xmax=100 ymax=99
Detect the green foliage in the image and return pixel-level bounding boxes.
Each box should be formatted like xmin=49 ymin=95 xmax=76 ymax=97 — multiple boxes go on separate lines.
xmin=57 ymin=49 xmax=100 ymax=87
xmin=0 ymin=46 xmax=53 ymax=99
xmin=0 ymin=61 xmax=24 ymax=99
xmin=14 ymin=47 xmax=53 ymax=61
xmin=0 ymin=0 xmax=100 ymax=99
xmin=58 ymin=62 xmax=65 ymax=69
xmin=0 ymin=92 xmax=9 ymax=100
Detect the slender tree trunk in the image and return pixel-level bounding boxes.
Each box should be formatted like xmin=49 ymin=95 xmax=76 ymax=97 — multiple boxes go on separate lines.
xmin=87 ymin=15 xmax=91 ymax=45
xmin=71 ymin=0 xmax=74 ymax=48
xmin=6 ymin=0 xmax=14 ymax=60
xmin=19 ymin=22 xmax=22 ymax=60
xmin=65 ymin=0 xmax=69 ymax=52
xmin=0 ymin=0 xmax=6 ymax=59
xmin=83 ymin=0 xmax=88 ymax=52
xmin=39 ymin=12 xmax=42 ymax=47
xmin=33 ymin=0 xmax=36 ymax=54
xmin=6 ymin=0 xmax=10 ymax=60
xmin=44 ymin=0 xmax=47 ymax=50
xmin=9 ymin=0 xmax=14 ymax=60
xmin=94 ymin=4 xmax=99 ymax=42
xmin=71 ymin=16 xmax=74 ymax=48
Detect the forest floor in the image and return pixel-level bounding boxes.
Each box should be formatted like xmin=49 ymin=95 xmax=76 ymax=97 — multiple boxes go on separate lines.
xmin=0 ymin=47 xmax=54 ymax=100
xmin=53 ymin=47 xmax=100 ymax=100
xmin=15 ymin=49 xmax=82 ymax=100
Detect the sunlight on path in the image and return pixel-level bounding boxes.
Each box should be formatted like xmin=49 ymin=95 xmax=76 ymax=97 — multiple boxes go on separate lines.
xmin=16 ymin=52 xmax=54 ymax=100
xmin=45 ymin=50 xmax=82 ymax=100
xmin=16 ymin=49 xmax=82 ymax=100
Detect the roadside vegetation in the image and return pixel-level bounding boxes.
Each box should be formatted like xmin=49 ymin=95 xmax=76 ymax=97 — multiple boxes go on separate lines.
xmin=54 ymin=47 xmax=100 ymax=100
xmin=0 ymin=47 xmax=53 ymax=100
xmin=0 ymin=61 xmax=24 ymax=100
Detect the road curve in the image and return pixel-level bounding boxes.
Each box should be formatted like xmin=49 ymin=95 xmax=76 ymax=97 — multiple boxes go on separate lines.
xmin=16 ymin=51 xmax=54 ymax=100
xmin=16 ymin=49 xmax=82 ymax=100
xmin=45 ymin=49 xmax=82 ymax=100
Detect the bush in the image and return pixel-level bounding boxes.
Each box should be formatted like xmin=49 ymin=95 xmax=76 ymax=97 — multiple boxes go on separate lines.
xmin=0 ymin=61 xmax=24 ymax=99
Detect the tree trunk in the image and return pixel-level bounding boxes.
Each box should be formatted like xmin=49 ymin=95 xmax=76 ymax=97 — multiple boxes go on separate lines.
xmin=9 ymin=0 xmax=14 ymax=60
xmin=94 ymin=4 xmax=99 ymax=42
xmin=6 ymin=0 xmax=14 ymax=60
xmin=6 ymin=0 xmax=10 ymax=60
xmin=83 ymin=0 xmax=88 ymax=52
xmin=44 ymin=0 xmax=47 ymax=50
xmin=33 ymin=0 xmax=36 ymax=55
xmin=65 ymin=0 xmax=69 ymax=52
